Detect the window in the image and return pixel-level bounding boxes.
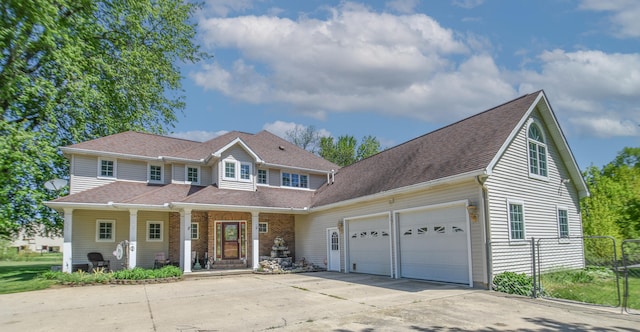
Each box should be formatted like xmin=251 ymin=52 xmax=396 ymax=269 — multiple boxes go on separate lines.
xmin=331 ymin=232 xmax=339 ymax=250
xmin=558 ymin=208 xmax=569 ymax=238
xmin=282 ymin=172 xmax=309 ymax=188
xmin=191 ymin=223 xmax=199 ymax=240
xmin=224 ymin=161 xmax=235 ymax=179
xmin=527 ymin=122 xmax=548 ymax=178
xmin=258 ymin=222 xmax=268 ymax=233
xmin=186 ymin=166 xmax=199 ymax=184
xmin=149 ymin=164 xmax=163 ymax=183
xmin=257 ymin=169 xmax=268 ymax=185
xmin=96 ymin=219 xmax=115 ymax=242
xmin=240 ymin=162 xmax=251 ymax=181
xmin=99 ymin=158 xmax=115 ymax=178
xmin=147 ymin=221 xmax=163 ymax=241
xmin=508 ymin=201 xmax=525 ymax=240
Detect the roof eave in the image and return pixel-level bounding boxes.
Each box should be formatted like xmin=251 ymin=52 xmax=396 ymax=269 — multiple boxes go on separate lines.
xmin=310 ymin=169 xmax=486 ymax=212
xmin=170 ymin=202 xmax=309 ymax=214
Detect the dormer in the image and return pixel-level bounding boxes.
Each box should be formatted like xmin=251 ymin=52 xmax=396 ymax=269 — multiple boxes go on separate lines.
xmin=213 ymin=137 xmax=263 ymax=191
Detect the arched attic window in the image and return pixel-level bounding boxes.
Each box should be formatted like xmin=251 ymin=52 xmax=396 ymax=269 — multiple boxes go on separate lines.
xmin=527 ymin=122 xmax=548 ymax=178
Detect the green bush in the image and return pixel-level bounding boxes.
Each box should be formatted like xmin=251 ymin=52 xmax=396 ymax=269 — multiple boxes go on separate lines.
xmin=493 ymin=271 xmax=533 ymax=296
xmin=38 ymin=266 xmax=182 ymax=285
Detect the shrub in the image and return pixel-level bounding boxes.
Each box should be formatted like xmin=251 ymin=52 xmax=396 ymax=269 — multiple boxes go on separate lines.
xmin=493 ymin=271 xmax=533 ymax=296
xmin=38 ymin=266 xmax=182 ymax=285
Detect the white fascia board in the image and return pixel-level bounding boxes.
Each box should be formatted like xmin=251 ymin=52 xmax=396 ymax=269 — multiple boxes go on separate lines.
xmin=262 ymin=162 xmax=333 ymax=175
xmin=310 ymin=169 xmax=485 ymax=213
xmin=485 ymin=91 xmax=544 ymax=176
xmin=211 ymin=137 xmax=264 ymax=164
xmin=60 ymin=147 xmax=162 ymax=162
xmin=45 ymin=201 xmax=172 ymax=212
xmin=170 ymin=202 xmax=309 ymax=214
xmin=160 ymin=156 xmax=206 ymax=164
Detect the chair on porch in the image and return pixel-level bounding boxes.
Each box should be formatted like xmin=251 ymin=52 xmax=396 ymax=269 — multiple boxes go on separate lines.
xmin=154 ymin=252 xmax=171 ymax=269
xmin=87 ymin=252 xmax=110 ymax=272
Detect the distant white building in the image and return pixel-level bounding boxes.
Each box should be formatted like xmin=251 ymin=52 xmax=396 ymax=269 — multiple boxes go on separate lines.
xmin=11 ymin=228 xmax=63 ymax=253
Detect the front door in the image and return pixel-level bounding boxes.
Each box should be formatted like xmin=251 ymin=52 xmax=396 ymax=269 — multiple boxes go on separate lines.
xmin=327 ymin=228 xmax=340 ymax=271
xmin=222 ymin=222 xmax=239 ymax=259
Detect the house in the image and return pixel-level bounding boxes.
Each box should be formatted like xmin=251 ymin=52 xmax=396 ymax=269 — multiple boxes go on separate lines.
xmin=46 ymin=90 xmax=589 ymax=288
xmin=11 ymin=227 xmax=63 ymax=253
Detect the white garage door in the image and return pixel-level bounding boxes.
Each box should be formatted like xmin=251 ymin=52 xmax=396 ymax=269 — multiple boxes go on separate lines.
xmin=347 ymin=215 xmax=391 ymax=276
xmin=398 ymin=205 xmax=470 ymax=284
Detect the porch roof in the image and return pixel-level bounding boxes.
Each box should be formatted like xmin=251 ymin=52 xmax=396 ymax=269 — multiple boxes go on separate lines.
xmin=50 ymin=182 xmax=313 ymax=211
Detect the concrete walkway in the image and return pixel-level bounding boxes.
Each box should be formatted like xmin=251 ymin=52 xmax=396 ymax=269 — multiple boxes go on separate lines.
xmin=1 ymin=272 xmax=638 ymax=331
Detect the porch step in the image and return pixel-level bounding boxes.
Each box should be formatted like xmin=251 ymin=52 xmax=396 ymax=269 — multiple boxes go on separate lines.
xmin=209 ymin=260 xmax=247 ymax=270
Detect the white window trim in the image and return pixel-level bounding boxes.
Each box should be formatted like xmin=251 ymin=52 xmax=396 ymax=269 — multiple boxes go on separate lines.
xmin=223 ymin=159 xmax=237 ymax=181
xmin=258 ymin=222 xmax=268 ymax=233
xmin=507 ymin=199 xmax=526 ymax=242
xmin=239 ymin=162 xmax=252 ymax=182
xmin=191 ymin=222 xmax=199 ymax=240
xmin=557 ymin=206 xmax=570 ymax=239
xmin=526 ymin=119 xmax=549 ymax=181
xmin=148 ymin=163 xmax=164 ymax=184
xmin=98 ymin=158 xmax=117 ymax=179
xmin=185 ymin=166 xmax=200 ymax=185
xmin=146 ymin=220 xmax=163 ymax=242
xmin=257 ymin=169 xmax=269 ymax=186
xmin=280 ymin=171 xmax=310 ymax=189
xmin=96 ymin=219 xmax=116 ymax=242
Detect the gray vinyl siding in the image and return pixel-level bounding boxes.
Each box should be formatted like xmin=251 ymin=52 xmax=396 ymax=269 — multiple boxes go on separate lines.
xmin=485 ymin=110 xmax=584 ymax=275
xmin=70 ymin=155 xmax=113 ymax=194
xmin=309 ymin=174 xmax=327 ymax=190
xmin=70 ymin=210 xmax=169 ymax=270
xmin=298 ymin=180 xmax=487 ymax=286
xmin=218 ymin=146 xmax=254 ymax=191
xmin=118 ymin=159 xmax=147 ymax=182
xmin=164 ymin=164 xmax=172 ymax=184
xmin=173 ymin=164 xmax=185 ymax=182
xmin=137 ymin=211 xmax=170 ymax=269
xmin=201 ymin=166 xmax=213 ymax=186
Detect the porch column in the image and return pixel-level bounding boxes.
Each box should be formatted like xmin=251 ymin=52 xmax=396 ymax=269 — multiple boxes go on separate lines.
xmin=180 ymin=209 xmax=192 ymax=273
xmin=128 ymin=209 xmax=137 ymax=269
xmin=62 ymin=208 xmax=73 ymax=273
xmin=252 ymin=211 xmax=259 ymax=269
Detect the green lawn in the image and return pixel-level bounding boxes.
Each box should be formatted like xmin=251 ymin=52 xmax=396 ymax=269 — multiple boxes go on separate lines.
xmin=540 ymin=267 xmax=640 ymax=309
xmin=0 ymin=253 xmax=62 ymax=294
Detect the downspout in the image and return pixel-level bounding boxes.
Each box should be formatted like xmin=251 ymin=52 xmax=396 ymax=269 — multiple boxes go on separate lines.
xmin=476 ymin=175 xmax=492 ymax=290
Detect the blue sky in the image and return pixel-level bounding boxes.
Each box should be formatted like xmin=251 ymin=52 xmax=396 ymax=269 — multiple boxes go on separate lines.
xmin=171 ymin=0 xmax=640 ymax=170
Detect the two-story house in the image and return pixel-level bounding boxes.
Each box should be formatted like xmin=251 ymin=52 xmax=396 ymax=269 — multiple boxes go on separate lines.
xmin=47 ymin=90 xmax=589 ymax=288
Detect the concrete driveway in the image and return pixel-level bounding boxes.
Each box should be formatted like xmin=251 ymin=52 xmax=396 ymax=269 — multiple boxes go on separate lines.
xmin=1 ymin=272 xmax=638 ymax=331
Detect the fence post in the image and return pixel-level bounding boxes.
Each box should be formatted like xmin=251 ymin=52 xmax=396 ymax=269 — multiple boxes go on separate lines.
xmin=531 ymin=237 xmax=537 ymax=298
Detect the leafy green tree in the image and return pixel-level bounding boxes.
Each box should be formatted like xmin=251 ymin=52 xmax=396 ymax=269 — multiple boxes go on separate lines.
xmin=0 ymin=0 xmax=205 ymax=237
xmin=582 ymin=147 xmax=640 ymax=258
xmin=319 ymin=135 xmax=381 ymax=166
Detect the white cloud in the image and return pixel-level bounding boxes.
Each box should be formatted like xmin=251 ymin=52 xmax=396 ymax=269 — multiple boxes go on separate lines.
xmin=452 ymin=0 xmax=485 ymax=9
xmin=194 ymin=3 xmax=517 ymax=123
xmin=517 ymin=49 xmax=640 ymax=137
xmin=262 ymin=121 xmax=331 ymax=139
xmin=170 ymin=130 xmax=228 ymax=142
xmin=579 ymin=0 xmax=640 ymax=38
xmin=386 ymin=0 xmax=419 ymax=14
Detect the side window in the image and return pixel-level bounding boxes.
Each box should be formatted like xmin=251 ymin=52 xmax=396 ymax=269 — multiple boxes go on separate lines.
xmin=186 ymin=166 xmax=200 ymax=184
xmin=191 ymin=223 xmax=199 ymax=240
xmin=99 ymin=158 xmax=116 ymax=178
xmin=257 ymin=169 xmax=268 ymax=185
xmin=558 ymin=208 xmax=569 ymax=238
xmin=527 ymin=122 xmax=548 ymax=179
xmin=240 ymin=162 xmax=251 ymax=182
xmin=224 ymin=160 xmax=236 ymax=180
xmin=508 ymin=201 xmax=525 ymax=241
xmin=96 ymin=219 xmax=116 ymax=242
xmin=149 ymin=164 xmax=163 ymax=183
xmin=147 ymin=221 xmax=163 ymax=242
xmin=258 ymin=222 xmax=268 ymax=233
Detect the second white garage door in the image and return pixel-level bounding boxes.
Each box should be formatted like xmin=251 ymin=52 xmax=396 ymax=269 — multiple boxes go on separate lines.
xmin=398 ymin=205 xmax=470 ymax=285
xmin=347 ymin=214 xmax=391 ymax=276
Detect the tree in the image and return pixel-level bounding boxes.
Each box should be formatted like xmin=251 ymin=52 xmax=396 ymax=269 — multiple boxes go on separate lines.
xmin=319 ymin=135 xmax=381 ymax=166
xmin=581 ymin=147 xmax=640 ymax=258
xmin=0 ymin=0 xmax=206 ymax=237
xmin=285 ymin=125 xmax=322 ymax=153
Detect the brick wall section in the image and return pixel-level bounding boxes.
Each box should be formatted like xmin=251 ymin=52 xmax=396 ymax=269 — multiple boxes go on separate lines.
xmin=168 ymin=211 xmax=296 ymax=266
xmin=259 ymin=213 xmax=295 ymax=259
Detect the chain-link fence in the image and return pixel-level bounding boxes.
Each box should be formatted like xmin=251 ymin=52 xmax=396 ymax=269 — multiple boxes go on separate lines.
xmin=490 ymin=236 xmax=638 ymax=313
xmin=622 ymin=239 xmax=640 ymax=315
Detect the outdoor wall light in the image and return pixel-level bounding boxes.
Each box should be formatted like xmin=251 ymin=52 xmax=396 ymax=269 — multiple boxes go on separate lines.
xmin=467 ymin=205 xmax=478 ymax=223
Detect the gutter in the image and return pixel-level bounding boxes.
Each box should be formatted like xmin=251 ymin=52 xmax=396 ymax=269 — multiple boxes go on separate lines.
xmin=44 ymin=201 xmax=173 ymax=212
xmin=170 ymin=202 xmax=309 ymax=214
xmin=61 ymin=147 xmax=162 ymax=162
xmin=310 ymin=169 xmax=487 ymax=213
xmin=476 ymin=174 xmax=493 ymax=290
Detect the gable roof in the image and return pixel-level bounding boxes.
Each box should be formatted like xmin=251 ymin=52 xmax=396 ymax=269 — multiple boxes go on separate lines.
xmin=310 ymin=90 xmax=588 ymax=208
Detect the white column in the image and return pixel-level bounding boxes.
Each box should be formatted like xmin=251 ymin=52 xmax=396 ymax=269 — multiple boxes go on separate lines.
xmin=128 ymin=209 xmax=138 ymax=269
xmin=252 ymin=211 xmax=259 ymax=270
xmin=62 ymin=208 xmax=73 ymax=273
xmin=181 ymin=209 xmax=192 ymax=273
